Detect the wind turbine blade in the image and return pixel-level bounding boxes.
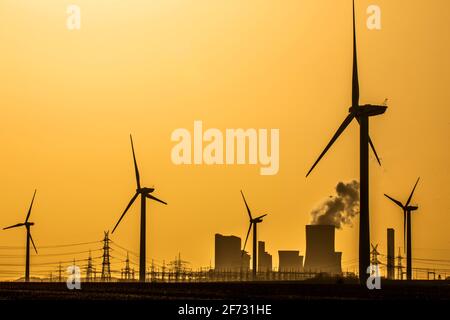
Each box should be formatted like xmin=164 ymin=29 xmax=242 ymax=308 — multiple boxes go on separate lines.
xmin=25 ymin=189 xmax=37 ymax=223
xmin=240 ymin=190 xmax=253 ymax=220
xmin=29 ymin=233 xmax=38 ymax=254
xmin=242 ymin=223 xmax=252 ymax=256
xmin=384 ymin=194 xmax=404 ymax=209
xmin=146 ymin=194 xmax=167 ymax=205
xmin=352 ymin=0 xmax=359 ymax=107
xmin=112 ymin=193 xmax=139 ymax=233
xmin=368 ymin=136 xmax=381 ymax=166
xmin=306 ymin=113 xmax=355 ymax=177
xmin=405 ymin=177 xmax=420 ymax=207
xmin=3 ymin=223 xmax=25 ymax=230
xmin=130 ymin=135 xmax=141 ymax=189
xmin=384 ymin=193 xmax=406 ymax=210
xmin=255 ymin=214 xmax=267 ymax=220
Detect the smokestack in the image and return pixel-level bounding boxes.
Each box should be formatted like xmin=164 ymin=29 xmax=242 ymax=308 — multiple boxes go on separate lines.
xmin=387 ymin=228 xmax=395 ymax=280
xmin=304 ymin=225 xmax=341 ymax=274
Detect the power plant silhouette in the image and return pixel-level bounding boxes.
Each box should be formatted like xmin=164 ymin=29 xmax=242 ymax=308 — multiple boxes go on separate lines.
xmin=215 ymin=225 xmax=342 ymax=276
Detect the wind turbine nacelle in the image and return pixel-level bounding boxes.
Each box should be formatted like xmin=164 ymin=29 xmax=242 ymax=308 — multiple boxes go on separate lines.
xmin=26 ymin=222 xmax=35 ymax=226
xmin=349 ymin=104 xmax=387 ymax=117
xmin=137 ymin=187 xmax=155 ymax=194
xmin=407 ymin=205 xmax=419 ymax=211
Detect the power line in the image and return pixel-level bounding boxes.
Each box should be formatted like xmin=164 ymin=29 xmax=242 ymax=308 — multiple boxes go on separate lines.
xmin=0 ymin=240 xmax=101 ymax=250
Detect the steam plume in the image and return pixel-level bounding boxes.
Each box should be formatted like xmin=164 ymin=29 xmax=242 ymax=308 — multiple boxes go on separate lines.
xmin=310 ymin=180 xmax=360 ymax=229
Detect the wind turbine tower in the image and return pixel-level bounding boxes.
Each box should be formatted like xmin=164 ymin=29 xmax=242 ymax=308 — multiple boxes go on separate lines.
xmin=240 ymin=190 xmax=268 ymax=278
xmin=305 ymin=0 xmax=387 ymax=285
xmin=3 ymin=190 xmax=39 ymax=282
xmin=112 ymin=135 xmax=167 ymax=282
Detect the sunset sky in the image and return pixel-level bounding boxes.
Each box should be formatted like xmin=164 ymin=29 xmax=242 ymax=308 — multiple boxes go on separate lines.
xmin=0 ymin=0 xmax=449 ymax=279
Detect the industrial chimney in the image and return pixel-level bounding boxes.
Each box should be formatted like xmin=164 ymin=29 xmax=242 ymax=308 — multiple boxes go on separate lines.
xmin=387 ymin=228 xmax=395 ymax=279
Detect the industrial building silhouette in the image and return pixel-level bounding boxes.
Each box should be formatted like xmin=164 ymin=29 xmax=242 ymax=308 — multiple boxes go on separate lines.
xmin=278 ymin=251 xmax=304 ymax=272
xmin=215 ymin=226 xmax=342 ymax=274
xmin=215 ymin=234 xmax=250 ymax=271
xmin=258 ymin=241 xmax=272 ymax=272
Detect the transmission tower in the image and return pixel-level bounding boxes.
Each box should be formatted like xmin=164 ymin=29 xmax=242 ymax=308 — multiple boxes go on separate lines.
xmin=58 ymin=262 xmax=63 ymax=282
xmin=168 ymin=253 xmax=190 ymax=281
xmin=370 ymin=243 xmax=381 ymax=266
xmin=101 ymin=231 xmax=111 ymax=282
xmin=150 ymin=259 xmax=156 ymax=282
xmin=86 ymin=250 xmax=94 ymax=282
xmin=121 ymin=252 xmax=134 ymax=280
xmin=161 ymin=260 xmax=166 ymax=282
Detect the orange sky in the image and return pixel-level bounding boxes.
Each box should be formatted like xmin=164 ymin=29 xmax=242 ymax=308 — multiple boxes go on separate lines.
xmin=1 ymin=0 xmax=449 ymax=279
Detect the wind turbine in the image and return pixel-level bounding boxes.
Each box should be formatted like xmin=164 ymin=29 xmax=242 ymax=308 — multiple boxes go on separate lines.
xmin=112 ymin=135 xmax=167 ymax=282
xmin=384 ymin=177 xmax=420 ymax=280
xmin=3 ymin=190 xmax=38 ymax=282
xmin=305 ymin=0 xmax=387 ymax=285
xmin=240 ymin=190 xmax=267 ymax=278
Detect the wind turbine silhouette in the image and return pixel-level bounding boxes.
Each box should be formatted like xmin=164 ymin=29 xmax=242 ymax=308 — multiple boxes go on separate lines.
xmin=305 ymin=0 xmax=387 ymax=285
xmin=384 ymin=177 xmax=420 ymax=280
xmin=3 ymin=190 xmax=38 ymax=282
xmin=112 ymin=135 xmax=167 ymax=282
xmin=240 ymin=190 xmax=267 ymax=278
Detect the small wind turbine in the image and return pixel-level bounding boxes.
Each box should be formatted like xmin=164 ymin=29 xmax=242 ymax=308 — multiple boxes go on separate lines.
xmin=240 ymin=190 xmax=268 ymax=278
xmin=112 ymin=135 xmax=167 ymax=282
xmin=3 ymin=190 xmax=38 ymax=282
xmin=384 ymin=177 xmax=420 ymax=280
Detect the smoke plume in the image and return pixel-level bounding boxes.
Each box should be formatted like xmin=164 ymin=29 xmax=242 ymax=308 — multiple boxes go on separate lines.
xmin=310 ymin=180 xmax=360 ymax=229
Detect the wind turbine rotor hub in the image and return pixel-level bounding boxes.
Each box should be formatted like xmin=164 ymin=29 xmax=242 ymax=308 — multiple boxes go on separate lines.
xmin=349 ymin=104 xmax=387 ymax=117
xmin=137 ymin=187 xmax=155 ymax=194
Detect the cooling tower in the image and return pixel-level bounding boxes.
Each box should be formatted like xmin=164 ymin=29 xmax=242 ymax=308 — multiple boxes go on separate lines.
xmin=304 ymin=225 xmax=341 ymax=274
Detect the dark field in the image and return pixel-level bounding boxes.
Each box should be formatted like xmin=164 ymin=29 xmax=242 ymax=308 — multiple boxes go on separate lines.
xmin=0 ymin=280 xmax=449 ymax=301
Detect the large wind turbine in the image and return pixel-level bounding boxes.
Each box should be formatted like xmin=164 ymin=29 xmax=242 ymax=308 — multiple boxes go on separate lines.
xmin=112 ymin=135 xmax=167 ymax=282
xmin=240 ymin=190 xmax=267 ymax=278
xmin=384 ymin=177 xmax=420 ymax=280
xmin=3 ymin=190 xmax=38 ymax=282
xmin=305 ymin=0 xmax=387 ymax=285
